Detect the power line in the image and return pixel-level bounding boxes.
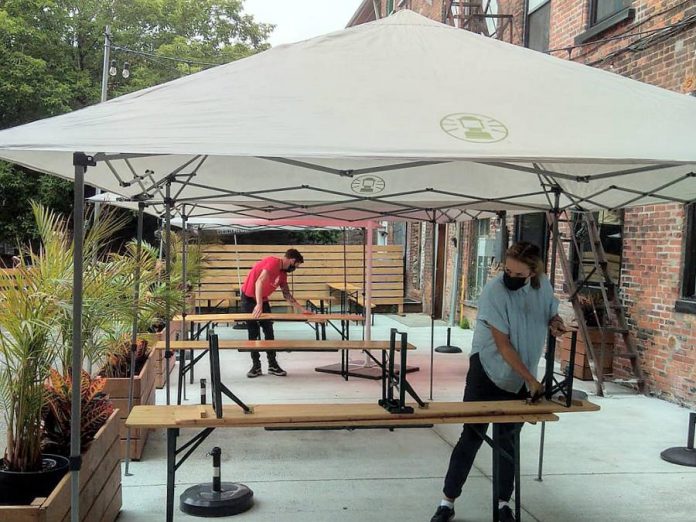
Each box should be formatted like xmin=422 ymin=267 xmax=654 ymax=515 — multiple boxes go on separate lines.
xmin=111 ymin=44 xmax=225 ymax=68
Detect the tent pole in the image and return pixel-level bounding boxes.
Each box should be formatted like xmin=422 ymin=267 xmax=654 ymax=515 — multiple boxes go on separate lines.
xmin=164 ymin=180 xmax=173 ymax=405
xmin=70 ymin=153 xmax=92 ymax=522
xmin=365 ymin=222 xmax=373 ymax=343
xmin=362 ymin=227 xmax=366 ymax=342
xmin=342 ymin=227 xmax=347 ymax=314
xmin=537 ymin=187 xmax=562 ymax=482
xmin=429 ymin=218 xmax=437 ymax=401
xmin=180 ymin=210 xmax=189 ymax=399
xmin=125 ymin=202 xmax=144 ymax=475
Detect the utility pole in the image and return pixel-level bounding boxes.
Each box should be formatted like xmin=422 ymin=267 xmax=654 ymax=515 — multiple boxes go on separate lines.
xmin=94 ymin=26 xmax=111 ymax=218
xmin=100 ymin=25 xmax=112 ymax=104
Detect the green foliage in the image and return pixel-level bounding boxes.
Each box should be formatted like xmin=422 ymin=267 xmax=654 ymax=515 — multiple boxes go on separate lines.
xmin=0 ymin=263 xmax=60 ymax=471
xmin=0 ymin=0 xmax=273 ymax=246
xmin=98 ymin=335 xmax=151 ymax=379
xmin=42 ymin=369 xmax=114 ymax=457
xmin=459 ymin=316 xmax=470 ymax=329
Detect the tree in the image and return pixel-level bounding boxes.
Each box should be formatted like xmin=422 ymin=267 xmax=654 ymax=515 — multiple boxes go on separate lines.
xmin=0 ymin=0 xmax=273 ymax=246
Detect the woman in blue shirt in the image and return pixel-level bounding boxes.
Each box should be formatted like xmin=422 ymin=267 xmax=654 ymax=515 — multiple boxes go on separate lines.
xmin=430 ymin=242 xmax=567 ymax=522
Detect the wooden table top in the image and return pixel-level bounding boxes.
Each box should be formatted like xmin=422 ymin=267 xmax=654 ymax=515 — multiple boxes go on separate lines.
xmin=175 ymin=312 xmax=365 ymax=323
xmin=154 ymin=339 xmax=416 ymax=351
xmin=127 ymin=399 xmax=600 ymax=429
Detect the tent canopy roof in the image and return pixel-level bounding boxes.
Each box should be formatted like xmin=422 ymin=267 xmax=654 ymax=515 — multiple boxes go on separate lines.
xmin=1 ymin=10 xmax=695 ymax=222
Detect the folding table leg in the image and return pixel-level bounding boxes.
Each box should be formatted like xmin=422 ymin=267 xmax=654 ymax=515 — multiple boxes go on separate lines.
xmin=492 ymin=424 xmax=501 ymax=522
xmin=166 ymin=428 xmax=178 ymax=522
xmin=515 ymin=427 xmax=521 ymax=521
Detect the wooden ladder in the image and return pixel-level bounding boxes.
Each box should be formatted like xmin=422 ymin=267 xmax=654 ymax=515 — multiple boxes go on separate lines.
xmin=550 ymin=210 xmax=645 ymax=396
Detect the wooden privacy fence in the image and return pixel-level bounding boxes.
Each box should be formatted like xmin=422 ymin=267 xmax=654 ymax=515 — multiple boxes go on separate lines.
xmin=198 ymin=244 xmax=405 ymax=312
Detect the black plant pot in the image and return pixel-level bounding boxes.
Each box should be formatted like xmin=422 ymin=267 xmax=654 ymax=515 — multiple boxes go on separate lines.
xmin=0 ymin=454 xmax=69 ymax=505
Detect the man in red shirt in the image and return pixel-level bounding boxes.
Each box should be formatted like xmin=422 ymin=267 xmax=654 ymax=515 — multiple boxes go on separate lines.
xmin=241 ymin=248 xmax=305 ymax=377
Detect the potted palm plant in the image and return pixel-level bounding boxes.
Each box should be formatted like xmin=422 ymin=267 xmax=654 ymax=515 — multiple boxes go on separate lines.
xmin=0 ymin=262 xmax=66 ymax=504
xmin=0 ymin=202 xmax=123 ymax=518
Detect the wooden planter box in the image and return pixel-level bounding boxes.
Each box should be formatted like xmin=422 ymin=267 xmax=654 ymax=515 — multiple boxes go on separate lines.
xmin=557 ymin=329 xmax=614 ymax=381
xmin=103 ymin=354 xmax=156 ymax=460
xmin=0 ymin=410 xmax=121 ymax=521
xmin=154 ymin=327 xmax=178 ymax=389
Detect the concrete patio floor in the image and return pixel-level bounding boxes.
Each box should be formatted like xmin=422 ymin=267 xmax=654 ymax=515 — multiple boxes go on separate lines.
xmin=119 ymin=314 xmax=696 ymax=521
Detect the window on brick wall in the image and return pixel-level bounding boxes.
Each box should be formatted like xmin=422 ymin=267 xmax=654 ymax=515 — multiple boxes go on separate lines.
xmin=590 ymin=0 xmax=631 ymax=26
xmin=576 ymin=1 xmax=635 ymax=44
xmin=467 ymin=218 xmax=492 ymax=304
xmin=526 ymin=0 xmax=551 ymax=53
xmin=514 ymin=212 xmax=549 ymax=262
xmin=676 ymin=203 xmax=696 ymax=314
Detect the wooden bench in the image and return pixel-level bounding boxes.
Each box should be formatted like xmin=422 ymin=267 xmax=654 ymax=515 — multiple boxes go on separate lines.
xmin=159 ymin=338 xmax=416 ymax=405
xmin=126 ymin=399 xmax=599 ymax=522
xmin=176 ymin=312 xmax=366 ymax=344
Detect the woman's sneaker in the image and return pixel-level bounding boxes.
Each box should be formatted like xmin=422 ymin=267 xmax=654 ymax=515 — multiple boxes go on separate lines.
xmin=268 ymin=363 xmax=287 ymax=376
xmin=246 ymin=365 xmax=262 ymax=378
xmin=430 ymin=505 xmax=454 ymax=522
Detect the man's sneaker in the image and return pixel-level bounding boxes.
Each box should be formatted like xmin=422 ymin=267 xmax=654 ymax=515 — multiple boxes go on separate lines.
xmin=246 ymin=365 xmax=262 ymax=378
xmin=430 ymin=505 xmax=454 ymax=522
xmin=499 ymin=505 xmax=516 ymax=522
xmin=268 ymin=364 xmax=287 ymax=376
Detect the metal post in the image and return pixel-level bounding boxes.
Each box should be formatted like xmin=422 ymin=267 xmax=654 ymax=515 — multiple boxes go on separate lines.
xmin=365 ymin=221 xmax=374 ymax=341
xmin=94 ymin=26 xmax=111 ymax=218
xmin=200 ymin=379 xmax=207 ymax=405
xmin=429 ymin=219 xmax=437 ymax=400
xmin=100 ymin=25 xmax=111 ymax=103
xmin=210 ymin=447 xmax=222 ymax=492
xmin=164 ymin=180 xmax=173 ymax=405
xmin=124 ymin=202 xmax=144 ymax=475
xmin=70 ymin=153 xmax=91 ymax=522
xmin=166 ymin=428 xmax=178 ymax=522
xmin=538 ymin=188 xmax=562 ymax=481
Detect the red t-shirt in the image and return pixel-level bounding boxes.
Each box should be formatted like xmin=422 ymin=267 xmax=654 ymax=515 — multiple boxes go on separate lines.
xmin=241 ymin=256 xmax=287 ymax=301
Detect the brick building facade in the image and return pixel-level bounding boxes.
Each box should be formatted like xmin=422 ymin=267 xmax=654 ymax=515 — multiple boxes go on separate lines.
xmin=349 ymin=0 xmax=696 ymax=406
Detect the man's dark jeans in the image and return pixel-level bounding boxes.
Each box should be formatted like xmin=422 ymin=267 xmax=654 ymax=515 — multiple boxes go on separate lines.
xmin=241 ymin=294 xmax=277 ymax=365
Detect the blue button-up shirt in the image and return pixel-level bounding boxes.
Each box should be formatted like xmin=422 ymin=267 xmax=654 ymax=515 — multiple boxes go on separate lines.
xmin=471 ymin=273 xmax=559 ymax=393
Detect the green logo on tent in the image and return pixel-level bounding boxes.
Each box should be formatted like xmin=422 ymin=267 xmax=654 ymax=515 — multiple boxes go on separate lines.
xmin=440 ymin=113 xmax=508 ymax=143
xmin=351 ymin=175 xmax=385 ymax=195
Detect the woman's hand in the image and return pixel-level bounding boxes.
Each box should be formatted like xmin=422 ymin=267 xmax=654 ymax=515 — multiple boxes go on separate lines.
xmin=526 ymin=378 xmax=544 ymax=402
xmin=549 ymin=315 xmax=569 ymax=337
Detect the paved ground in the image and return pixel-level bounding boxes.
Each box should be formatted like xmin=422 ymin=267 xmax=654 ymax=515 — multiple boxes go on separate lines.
xmin=3 ymin=314 xmax=693 ymax=520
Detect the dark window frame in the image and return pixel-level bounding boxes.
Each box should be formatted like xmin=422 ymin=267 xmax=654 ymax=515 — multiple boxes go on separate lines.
xmin=676 ymin=203 xmax=696 ymax=314
xmin=525 ymin=0 xmax=551 ymax=52
xmin=576 ymin=1 xmax=635 ymax=44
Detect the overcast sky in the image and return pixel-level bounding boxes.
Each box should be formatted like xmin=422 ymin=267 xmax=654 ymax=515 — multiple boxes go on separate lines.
xmin=243 ymin=0 xmax=366 ymax=46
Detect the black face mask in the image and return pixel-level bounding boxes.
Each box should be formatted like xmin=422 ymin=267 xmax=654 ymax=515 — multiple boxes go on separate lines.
xmin=503 ymin=272 xmax=528 ymax=291
xmin=283 ymin=264 xmax=296 ymax=273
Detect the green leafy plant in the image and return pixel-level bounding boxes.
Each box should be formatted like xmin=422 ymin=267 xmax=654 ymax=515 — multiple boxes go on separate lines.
xmin=459 ymin=316 xmax=471 ymax=330
xmin=98 ymin=334 xmax=151 ymax=379
xmin=0 ymin=264 xmax=59 ymax=472
xmin=42 ymin=369 xmax=114 ymax=457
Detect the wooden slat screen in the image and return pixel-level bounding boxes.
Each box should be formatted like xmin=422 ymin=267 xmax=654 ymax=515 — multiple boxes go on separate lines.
xmin=199 ymin=244 xmax=404 ymax=306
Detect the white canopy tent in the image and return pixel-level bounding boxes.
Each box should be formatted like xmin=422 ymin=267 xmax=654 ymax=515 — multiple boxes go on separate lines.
xmin=1 ymin=10 xmax=695 ymax=222
xmin=1 ymin=10 xmax=696 ymax=520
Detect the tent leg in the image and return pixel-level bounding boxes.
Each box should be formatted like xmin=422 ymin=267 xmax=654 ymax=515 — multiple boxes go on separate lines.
xmin=538 ymin=188 xmax=562 ymax=481
xmin=429 ymin=219 xmax=437 ymax=401
xmin=70 ymin=152 xmax=93 ymax=522
xmin=165 ymin=180 xmax=173 ymax=405
xmin=125 ymin=202 xmax=144 ymax=475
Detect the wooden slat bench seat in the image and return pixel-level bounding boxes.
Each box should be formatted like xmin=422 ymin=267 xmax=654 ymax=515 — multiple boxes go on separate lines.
xmin=175 ymin=312 xmax=364 ymax=323
xmin=155 ymin=339 xmax=416 ymax=352
xmin=126 ymin=399 xmax=599 ymax=522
